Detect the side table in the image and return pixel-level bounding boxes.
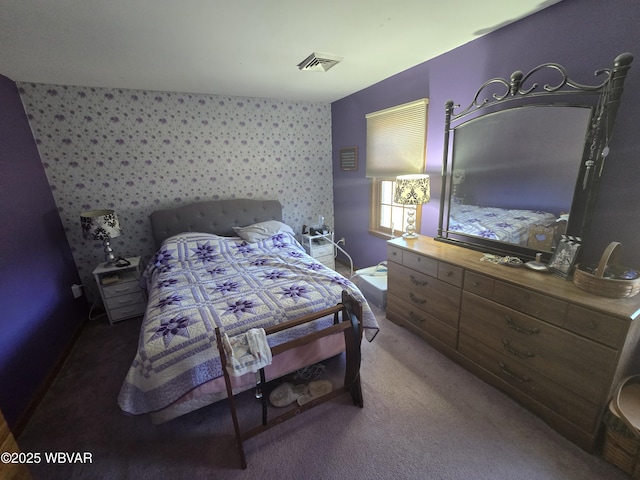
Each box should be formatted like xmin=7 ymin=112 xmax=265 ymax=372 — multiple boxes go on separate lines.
xmin=300 ymin=232 xmax=335 ymax=270
xmin=92 ymin=257 xmax=146 ymax=325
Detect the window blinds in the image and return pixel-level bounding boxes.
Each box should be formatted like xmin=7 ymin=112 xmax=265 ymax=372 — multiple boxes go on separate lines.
xmin=365 ymin=98 xmax=429 ymax=178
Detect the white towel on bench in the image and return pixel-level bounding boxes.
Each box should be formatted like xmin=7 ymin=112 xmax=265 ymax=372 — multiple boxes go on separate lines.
xmin=223 ymin=328 xmax=273 ymax=377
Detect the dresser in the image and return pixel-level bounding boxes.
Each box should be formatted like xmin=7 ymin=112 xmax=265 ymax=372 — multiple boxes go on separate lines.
xmin=387 ymin=235 xmax=640 ymax=452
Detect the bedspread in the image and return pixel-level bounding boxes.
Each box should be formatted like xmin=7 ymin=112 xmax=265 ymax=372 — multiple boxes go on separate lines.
xmin=118 ymin=232 xmax=379 ymax=415
xmin=449 ymin=203 xmax=557 ymax=246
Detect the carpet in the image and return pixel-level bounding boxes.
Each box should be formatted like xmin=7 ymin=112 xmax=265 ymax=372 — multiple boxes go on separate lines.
xmin=17 ymin=303 xmax=627 ymax=479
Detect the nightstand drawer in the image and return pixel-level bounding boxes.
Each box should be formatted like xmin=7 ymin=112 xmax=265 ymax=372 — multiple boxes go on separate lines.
xmin=311 ymin=242 xmax=334 ymax=257
xmin=105 ymin=291 xmax=145 ymax=311
xmin=315 ymin=254 xmax=335 ymax=269
xmin=110 ymin=301 xmax=146 ymax=322
xmin=103 ymin=279 xmax=141 ymax=298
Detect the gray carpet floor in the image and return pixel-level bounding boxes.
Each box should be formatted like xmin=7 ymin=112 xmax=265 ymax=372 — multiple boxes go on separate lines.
xmin=18 ymin=299 xmax=629 ymax=479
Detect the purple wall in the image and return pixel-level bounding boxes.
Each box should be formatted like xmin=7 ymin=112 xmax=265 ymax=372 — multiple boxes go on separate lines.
xmin=332 ymin=0 xmax=640 ymax=270
xmin=0 ymin=74 xmax=86 ymax=429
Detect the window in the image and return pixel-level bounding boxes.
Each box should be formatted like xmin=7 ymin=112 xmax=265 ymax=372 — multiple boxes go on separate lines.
xmin=366 ymin=99 xmax=428 ymax=237
xmin=370 ymin=178 xmax=422 ymax=237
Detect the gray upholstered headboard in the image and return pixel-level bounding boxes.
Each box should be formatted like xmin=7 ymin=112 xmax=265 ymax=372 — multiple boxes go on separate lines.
xmin=150 ymin=198 xmax=283 ymax=249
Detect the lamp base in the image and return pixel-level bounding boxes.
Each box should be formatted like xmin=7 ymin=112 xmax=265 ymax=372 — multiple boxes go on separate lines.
xmin=403 ymin=206 xmax=418 ymax=239
xmin=402 ymin=232 xmax=419 ymax=239
xmin=103 ymin=239 xmax=117 ymax=265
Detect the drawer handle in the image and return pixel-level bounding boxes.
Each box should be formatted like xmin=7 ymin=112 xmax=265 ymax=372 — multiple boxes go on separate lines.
xmin=502 ymin=340 xmax=535 ymax=359
xmin=114 ymin=287 xmax=131 ymax=293
xmin=410 ymin=275 xmax=428 ymax=286
xmin=391 ymin=251 xmax=398 ymax=256
xmin=506 ymin=317 xmax=539 ymax=335
xmin=409 ymin=311 xmax=425 ymax=325
xmin=409 ymin=292 xmax=426 ymax=305
xmin=498 ymin=362 xmax=530 ymax=383
xmin=444 ymin=271 xmax=453 ymax=277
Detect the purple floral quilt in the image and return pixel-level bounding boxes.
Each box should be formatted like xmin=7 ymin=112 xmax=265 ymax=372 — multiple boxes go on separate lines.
xmin=118 ymin=231 xmax=379 ymax=415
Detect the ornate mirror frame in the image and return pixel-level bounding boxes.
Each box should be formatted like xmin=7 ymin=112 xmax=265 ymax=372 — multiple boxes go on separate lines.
xmin=436 ymin=53 xmax=634 ymax=261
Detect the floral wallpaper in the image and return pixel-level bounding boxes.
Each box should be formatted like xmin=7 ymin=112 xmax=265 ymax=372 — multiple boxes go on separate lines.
xmin=17 ymin=83 xmax=333 ymax=301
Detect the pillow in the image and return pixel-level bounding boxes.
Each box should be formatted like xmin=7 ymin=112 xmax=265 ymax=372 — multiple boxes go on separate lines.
xmin=233 ymin=220 xmax=294 ymax=243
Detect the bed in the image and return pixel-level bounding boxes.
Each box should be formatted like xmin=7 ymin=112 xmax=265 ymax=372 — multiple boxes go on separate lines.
xmin=448 ymin=202 xmax=558 ymax=246
xmin=117 ymin=198 xmax=379 ymax=423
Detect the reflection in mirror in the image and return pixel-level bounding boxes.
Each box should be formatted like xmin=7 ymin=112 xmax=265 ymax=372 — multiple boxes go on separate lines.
xmin=449 ymin=105 xmax=590 ymax=252
xmin=437 ymin=53 xmax=633 ymax=261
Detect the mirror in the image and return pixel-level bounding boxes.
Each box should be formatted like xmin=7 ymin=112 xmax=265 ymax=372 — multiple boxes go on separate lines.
xmin=437 ymin=53 xmax=633 ymax=261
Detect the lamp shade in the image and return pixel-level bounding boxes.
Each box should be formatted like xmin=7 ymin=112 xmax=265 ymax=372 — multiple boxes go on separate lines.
xmin=394 ymin=174 xmax=431 ymax=205
xmin=80 ymin=210 xmax=121 ymax=241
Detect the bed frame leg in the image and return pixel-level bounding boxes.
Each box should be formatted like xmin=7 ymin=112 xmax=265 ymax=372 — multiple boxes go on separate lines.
xmin=259 ymin=368 xmax=268 ymax=426
xmin=226 ymin=391 xmax=248 ymax=469
xmin=342 ymin=291 xmax=364 ymax=408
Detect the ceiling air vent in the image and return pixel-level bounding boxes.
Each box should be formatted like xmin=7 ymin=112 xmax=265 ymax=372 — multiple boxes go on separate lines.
xmin=297 ymin=52 xmax=343 ymax=72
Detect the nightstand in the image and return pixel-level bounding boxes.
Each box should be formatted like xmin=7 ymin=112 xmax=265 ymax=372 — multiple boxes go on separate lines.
xmin=92 ymin=257 xmax=146 ymax=325
xmin=300 ymin=232 xmax=335 ymax=270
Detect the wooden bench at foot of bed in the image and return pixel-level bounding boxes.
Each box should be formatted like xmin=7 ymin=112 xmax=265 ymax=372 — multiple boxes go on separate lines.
xmin=215 ymin=291 xmax=364 ymax=469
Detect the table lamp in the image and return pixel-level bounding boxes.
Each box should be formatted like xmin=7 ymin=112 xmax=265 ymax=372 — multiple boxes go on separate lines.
xmin=394 ymin=174 xmax=430 ymax=239
xmin=80 ymin=209 xmax=122 ymax=265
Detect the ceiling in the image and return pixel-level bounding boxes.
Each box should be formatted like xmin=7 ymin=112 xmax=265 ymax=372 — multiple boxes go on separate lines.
xmin=0 ymin=0 xmax=562 ymax=103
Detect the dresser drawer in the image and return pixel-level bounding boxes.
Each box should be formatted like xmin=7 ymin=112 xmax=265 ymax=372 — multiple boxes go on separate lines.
xmin=438 ymin=262 xmax=463 ymax=287
xmin=464 ymin=271 xmax=494 ymax=297
xmin=493 ymin=280 xmax=567 ymax=324
xmin=387 ymin=245 xmax=403 ymax=264
xmin=103 ymin=279 xmax=141 ymax=298
xmin=564 ymin=304 xmax=627 ymax=348
xmin=459 ymin=332 xmax=600 ymax=433
xmin=388 ymin=262 xmax=461 ymax=327
xmin=402 ymin=251 xmax=438 ymax=277
xmin=387 ymin=293 xmax=458 ymax=349
xmin=461 ymin=292 xmax=617 ymax=403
